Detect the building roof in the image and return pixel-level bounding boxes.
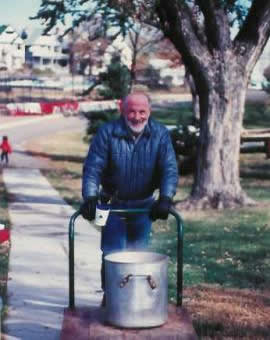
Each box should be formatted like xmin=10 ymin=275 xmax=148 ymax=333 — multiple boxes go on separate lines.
xmin=0 ymin=25 xmax=24 ymax=45
xmin=0 ymin=25 xmax=7 ymax=34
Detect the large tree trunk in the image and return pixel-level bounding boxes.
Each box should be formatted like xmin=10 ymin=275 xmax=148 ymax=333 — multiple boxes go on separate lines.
xmin=155 ymin=0 xmax=270 ymax=210
xmin=177 ymin=55 xmax=255 ymax=210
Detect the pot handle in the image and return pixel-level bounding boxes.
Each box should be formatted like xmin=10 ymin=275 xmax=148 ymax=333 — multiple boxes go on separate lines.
xmin=119 ymin=274 xmax=157 ymax=290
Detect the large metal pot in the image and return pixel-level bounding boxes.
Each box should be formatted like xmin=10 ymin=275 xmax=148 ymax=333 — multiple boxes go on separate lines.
xmin=104 ymin=251 xmax=168 ymax=328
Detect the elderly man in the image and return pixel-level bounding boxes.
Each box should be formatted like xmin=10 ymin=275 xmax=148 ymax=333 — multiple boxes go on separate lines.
xmin=81 ymin=92 xmax=178 ymax=304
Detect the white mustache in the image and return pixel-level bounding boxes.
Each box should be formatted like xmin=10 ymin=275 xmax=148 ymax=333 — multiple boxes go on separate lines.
xmin=126 ymin=119 xmax=147 ymax=133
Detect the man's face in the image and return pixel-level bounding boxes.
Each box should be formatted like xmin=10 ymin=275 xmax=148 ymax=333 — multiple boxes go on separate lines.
xmin=122 ymin=94 xmax=151 ymax=135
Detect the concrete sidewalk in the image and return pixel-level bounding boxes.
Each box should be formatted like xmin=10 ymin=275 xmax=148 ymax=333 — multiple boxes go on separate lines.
xmin=2 ymin=168 xmax=102 ymax=339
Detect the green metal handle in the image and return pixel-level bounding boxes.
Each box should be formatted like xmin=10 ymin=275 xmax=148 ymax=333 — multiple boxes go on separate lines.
xmin=68 ymin=207 xmax=184 ymax=309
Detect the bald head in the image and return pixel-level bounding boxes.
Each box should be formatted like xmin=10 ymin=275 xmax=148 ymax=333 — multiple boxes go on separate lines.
xmin=121 ymin=93 xmax=151 ymax=136
xmin=122 ymin=93 xmax=151 ymax=111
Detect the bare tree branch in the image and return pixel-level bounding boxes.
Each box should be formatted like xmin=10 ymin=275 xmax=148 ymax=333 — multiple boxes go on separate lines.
xmin=187 ymin=1 xmax=207 ymax=46
xmin=225 ymin=0 xmax=238 ymax=11
xmin=156 ymin=0 xmax=210 ymax=72
xmin=234 ymin=0 xmax=270 ymax=71
xmin=196 ymin=0 xmax=231 ymax=51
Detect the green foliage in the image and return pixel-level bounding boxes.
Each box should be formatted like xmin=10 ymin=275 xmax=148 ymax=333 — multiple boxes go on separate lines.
xmin=226 ymin=0 xmax=251 ymax=26
xmin=83 ymin=109 xmax=120 ymax=141
xmin=82 ymin=55 xmax=128 ymax=141
xmin=32 ymin=0 xmax=252 ymax=38
xmin=170 ymin=124 xmax=199 ymax=174
xmin=170 ymin=124 xmax=199 ymax=155
xmin=98 ymin=55 xmax=131 ymax=100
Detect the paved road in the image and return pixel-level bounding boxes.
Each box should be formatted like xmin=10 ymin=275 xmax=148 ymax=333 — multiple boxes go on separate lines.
xmin=0 ymin=114 xmax=87 ymax=169
xmin=0 ymin=114 xmax=86 ymax=144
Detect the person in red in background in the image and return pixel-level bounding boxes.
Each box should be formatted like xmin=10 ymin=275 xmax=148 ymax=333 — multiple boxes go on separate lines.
xmin=0 ymin=224 xmax=10 ymax=255
xmin=0 ymin=136 xmax=12 ymax=165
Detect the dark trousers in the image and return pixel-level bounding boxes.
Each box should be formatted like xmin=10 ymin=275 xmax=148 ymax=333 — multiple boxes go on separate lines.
xmin=1 ymin=152 xmax=8 ymax=164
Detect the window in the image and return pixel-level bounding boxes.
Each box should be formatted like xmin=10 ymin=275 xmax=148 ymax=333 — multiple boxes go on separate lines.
xmin=33 ymin=56 xmax=40 ymax=63
xmin=43 ymin=58 xmax=51 ymax=65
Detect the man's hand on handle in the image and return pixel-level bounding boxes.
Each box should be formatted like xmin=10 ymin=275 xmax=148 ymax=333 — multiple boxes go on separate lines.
xmin=81 ymin=196 xmax=98 ymax=220
xmin=81 ymin=195 xmax=172 ymax=221
xmin=150 ymin=196 xmax=172 ymax=221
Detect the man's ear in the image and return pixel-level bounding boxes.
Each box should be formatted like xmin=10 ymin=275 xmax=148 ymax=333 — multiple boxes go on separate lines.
xmin=118 ymin=99 xmax=123 ymax=113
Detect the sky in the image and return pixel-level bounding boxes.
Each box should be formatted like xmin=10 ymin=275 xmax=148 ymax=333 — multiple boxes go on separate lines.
xmin=0 ymin=0 xmax=43 ymax=33
xmin=0 ymin=0 xmax=252 ymax=35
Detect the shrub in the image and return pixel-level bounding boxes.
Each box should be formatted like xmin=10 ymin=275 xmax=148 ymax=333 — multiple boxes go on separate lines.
xmin=83 ymin=109 xmax=120 ymax=142
xmin=141 ymin=66 xmax=169 ymax=90
xmin=98 ymin=55 xmax=131 ymax=100
xmin=170 ymin=124 xmax=200 ymax=174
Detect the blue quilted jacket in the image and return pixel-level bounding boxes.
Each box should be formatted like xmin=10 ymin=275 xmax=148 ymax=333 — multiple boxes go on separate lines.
xmin=82 ymin=116 xmax=179 ymax=201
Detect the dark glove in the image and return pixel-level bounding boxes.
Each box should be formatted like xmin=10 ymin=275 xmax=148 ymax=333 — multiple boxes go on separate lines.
xmin=150 ymin=196 xmax=172 ymax=221
xmin=99 ymin=191 xmax=111 ymax=204
xmin=80 ymin=196 xmax=98 ymax=220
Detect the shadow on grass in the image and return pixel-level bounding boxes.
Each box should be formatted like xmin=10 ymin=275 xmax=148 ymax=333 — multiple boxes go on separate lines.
xmin=241 ymin=161 xmax=270 ymax=180
xmin=16 ymin=150 xmax=85 ymax=163
xmin=42 ymin=168 xmax=81 ymax=180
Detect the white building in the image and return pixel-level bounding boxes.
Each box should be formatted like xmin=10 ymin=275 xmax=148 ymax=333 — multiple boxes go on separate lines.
xmin=0 ymin=25 xmax=25 ymax=70
xmin=149 ymin=58 xmax=185 ymax=87
xmin=25 ymin=27 xmax=69 ymax=74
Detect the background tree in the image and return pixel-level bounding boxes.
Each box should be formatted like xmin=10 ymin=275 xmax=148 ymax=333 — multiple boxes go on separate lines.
xmin=98 ymin=54 xmax=131 ymax=99
xmin=61 ymin=19 xmax=112 ymax=95
xmin=34 ymin=0 xmax=270 ymax=209
xmin=126 ymin=23 xmax=164 ymax=90
xmin=82 ymin=55 xmax=129 ymax=141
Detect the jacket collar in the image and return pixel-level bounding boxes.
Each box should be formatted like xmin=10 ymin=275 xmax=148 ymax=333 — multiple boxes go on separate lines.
xmin=113 ymin=116 xmax=151 ymax=139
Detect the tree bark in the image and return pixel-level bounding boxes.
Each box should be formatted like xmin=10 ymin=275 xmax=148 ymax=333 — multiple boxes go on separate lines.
xmin=177 ymin=52 xmax=256 ymax=210
xmin=185 ymin=53 xmax=253 ymax=209
xmin=156 ymin=0 xmax=270 ymax=210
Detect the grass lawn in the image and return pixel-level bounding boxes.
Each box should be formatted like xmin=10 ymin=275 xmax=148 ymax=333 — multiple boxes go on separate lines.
xmin=23 ymin=122 xmax=270 ymax=339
